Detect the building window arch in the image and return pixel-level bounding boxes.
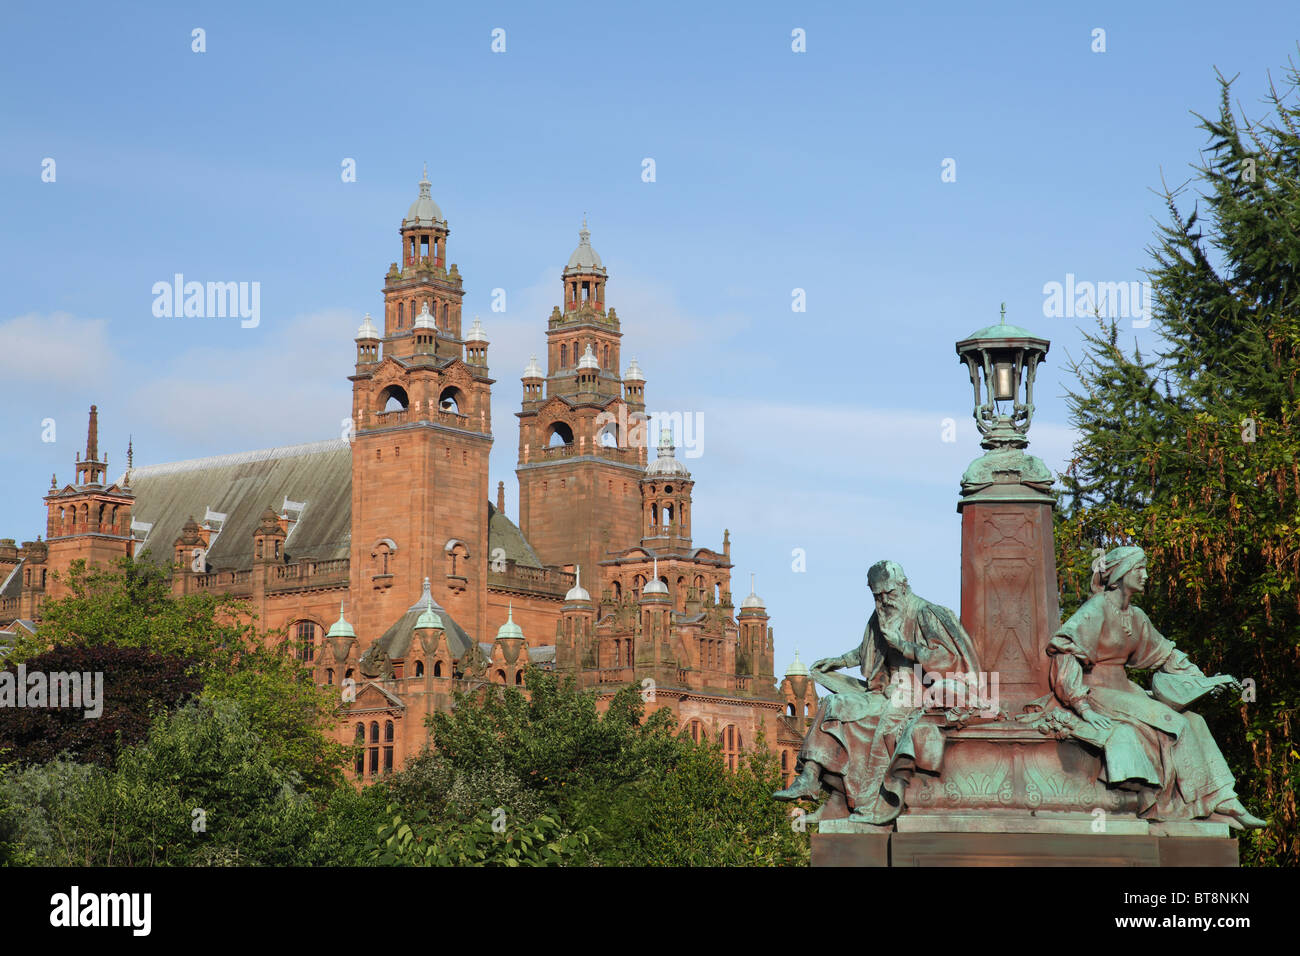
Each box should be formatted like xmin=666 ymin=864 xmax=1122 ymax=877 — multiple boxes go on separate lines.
xmin=560 ymin=343 xmax=568 ymax=367
xmin=438 ymin=386 xmax=465 ymax=415
xmin=292 ymin=620 xmax=317 ymax=663
xmin=372 ymin=538 xmax=397 ymax=576
xmin=434 ymin=661 xmax=443 ymax=678
xmin=515 ymin=670 xmax=524 ymax=686
xmin=721 ymin=724 xmax=743 ymax=770
xmin=367 ymin=721 xmax=381 ymax=776
xmin=415 ymin=660 xmax=424 ymax=677
xmin=379 ymin=384 xmax=409 ymax=413
xmin=547 ymin=421 xmax=574 ymax=447
xmin=682 ymin=718 xmax=705 ymax=744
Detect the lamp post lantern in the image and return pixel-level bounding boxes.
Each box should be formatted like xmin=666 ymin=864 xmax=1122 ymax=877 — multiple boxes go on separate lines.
xmin=955 ymin=302 xmax=1051 ymax=452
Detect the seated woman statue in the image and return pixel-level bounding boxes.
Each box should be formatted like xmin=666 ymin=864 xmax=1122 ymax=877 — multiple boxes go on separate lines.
xmin=1038 ymin=545 xmax=1265 ymax=830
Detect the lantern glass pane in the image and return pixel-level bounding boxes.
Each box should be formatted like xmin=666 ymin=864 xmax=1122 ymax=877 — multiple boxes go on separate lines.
xmin=993 ymin=362 xmax=1015 ymax=401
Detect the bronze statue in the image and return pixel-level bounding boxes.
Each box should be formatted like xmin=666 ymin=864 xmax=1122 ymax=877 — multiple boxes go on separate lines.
xmin=774 ymin=560 xmax=981 ymax=824
xmin=1029 ymin=545 xmax=1266 ymax=830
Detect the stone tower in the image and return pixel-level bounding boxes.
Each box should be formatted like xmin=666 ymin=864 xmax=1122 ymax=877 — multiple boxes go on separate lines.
xmin=43 ymin=406 xmax=135 ymax=600
xmin=348 ymin=171 xmax=493 ymax=641
xmin=515 ymin=221 xmax=646 ymax=579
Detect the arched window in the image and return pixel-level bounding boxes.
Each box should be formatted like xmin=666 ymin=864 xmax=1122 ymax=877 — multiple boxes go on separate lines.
xmin=548 ymin=422 xmax=574 ymax=447
xmin=515 ymin=671 xmax=524 ymax=686
xmin=603 ymin=344 xmax=610 ymax=367
xmin=380 ymin=384 xmax=409 ymax=412
xmin=682 ymin=718 xmax=705 ymax=744
xmin=434 ymin=661 xmax=443 ymax=678
xmin=368 ymin=721 xmax=380 ymax=776
xmin=383 ymin=721 xmax=394 ymax=774
xmin=613 ymin=580 xmax=622 ymax=602
xmin=721 ymin=725 xmax=743 ymax=770
xmin=354 ymin=723 xmax=365 ymax=776
xmin=495 ymin=669 xmax=507 ymax=684
xmin=415 ymin=660 xmax=424 ymax=677
xmin=439 ymin=386 xmax=464 ymax=415
xmin=561 ymin=344 xmax=568 ymax=367
xmin=326 ymin=668 xmax=335 ymax=685
xmin=294 ymin=621 xmax=316 ymax=663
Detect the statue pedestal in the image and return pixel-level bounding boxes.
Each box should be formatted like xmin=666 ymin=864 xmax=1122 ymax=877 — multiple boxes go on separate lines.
xmin=811 ymin=826 xmax=1238 ymax=867
xmin=958 ymin=481 xmax=1059 ymax=713
xmin=808 ymin=722 xmax=1240 ymax=866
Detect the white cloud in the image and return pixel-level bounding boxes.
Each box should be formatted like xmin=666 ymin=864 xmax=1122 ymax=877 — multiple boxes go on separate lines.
xmin=0 ymin=312 xmax=116 ymax=386
xmin=124 ymin=310 xmax=354 ymax=454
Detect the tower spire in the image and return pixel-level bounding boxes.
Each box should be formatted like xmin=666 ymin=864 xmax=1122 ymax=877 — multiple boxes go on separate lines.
xmin=86 ymin=405 xmax=98 ymax=462
xmin=76 ymin=405 xmax=106 ymax=485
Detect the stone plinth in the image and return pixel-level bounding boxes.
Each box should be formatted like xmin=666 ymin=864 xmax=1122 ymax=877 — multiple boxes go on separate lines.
xmin=958 ymin=476 xmax=1059 ymax=713
xmin=909 ymin=721 xmax=1142 ymax=814
xmin=811 ymin=828 xmax=1238 ymax=867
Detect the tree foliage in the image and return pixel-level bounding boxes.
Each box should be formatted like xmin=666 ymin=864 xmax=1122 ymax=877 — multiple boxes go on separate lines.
xmin=0 ymin=644 xmax=201 ymax=769
xmin=1057 ymin=60 xmax=1300 ymax=865
xmin=387 ymin=669 xmax=809 ymax=866
xmin=10 ymin=557 xmax=347 ymax=795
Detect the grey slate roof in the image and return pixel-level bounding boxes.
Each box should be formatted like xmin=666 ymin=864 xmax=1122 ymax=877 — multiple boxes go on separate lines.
xmin=0 ymin=560 xmax=23 ymax=598
xmin=488 ymin=503 xmax=543 ymax=568
xmin=122 ymin=440 xmax=545 ymax=579
xmin=528 ymin=645 xmax=556 ymax=664
xmin=123 ymin=439 xmax=352 ymax=570
xmin=376 ymin=600 xmax=477 ymax=661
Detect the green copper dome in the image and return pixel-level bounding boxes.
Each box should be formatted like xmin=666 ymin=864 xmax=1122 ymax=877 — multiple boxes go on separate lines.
xmin=415 ymin=596 xmax=443 ymax=631
xmin=785 ymin=649 xmax=809 ymax=678
xmin=326 ymin=601 xmax=356 ymax=640
xmin=961 ymin=321 xmax=1040 ymax=340
xmin=495 ymin=604 xmax=524 ymax=642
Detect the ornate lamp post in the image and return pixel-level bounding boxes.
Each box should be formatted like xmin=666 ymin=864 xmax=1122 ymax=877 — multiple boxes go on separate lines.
xmin=954 ymin=305 xmax=1054 ymax=495
xmin=954 ymin=306 xmax=1059 ymax=711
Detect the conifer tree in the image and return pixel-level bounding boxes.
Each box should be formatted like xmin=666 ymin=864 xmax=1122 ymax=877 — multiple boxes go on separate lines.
xmin=1057 ymin=57 xmax=1300 ymax=866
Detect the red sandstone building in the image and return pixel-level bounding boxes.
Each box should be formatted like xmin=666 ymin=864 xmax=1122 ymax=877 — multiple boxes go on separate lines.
xmin=0 ymin=173 xmax=816 ymax=780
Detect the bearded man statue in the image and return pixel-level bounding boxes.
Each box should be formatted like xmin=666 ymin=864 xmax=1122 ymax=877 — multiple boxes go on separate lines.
xmin=774 ymin=560 xmax=981 ymax=824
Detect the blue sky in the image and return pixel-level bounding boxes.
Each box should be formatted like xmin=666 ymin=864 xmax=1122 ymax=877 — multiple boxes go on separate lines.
xmin=2 ymin=2 xmax=1297 ymax=673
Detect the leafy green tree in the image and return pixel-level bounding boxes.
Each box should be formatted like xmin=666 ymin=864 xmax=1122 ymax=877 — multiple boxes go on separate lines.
xmin=0 ymin=645 xmax=201 ymax=769
xmin=12 ymin=557 xmax=347 ymax=795
xmin=372 ymin=803 xmax=592 ymax=866
xmin=1057 ymin=62 xmax=1300 ymax=865
xmin=15 ymin=698 xmax=322 ymax=866
xmin=414 ymin=669 xmax=809 ymax=866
